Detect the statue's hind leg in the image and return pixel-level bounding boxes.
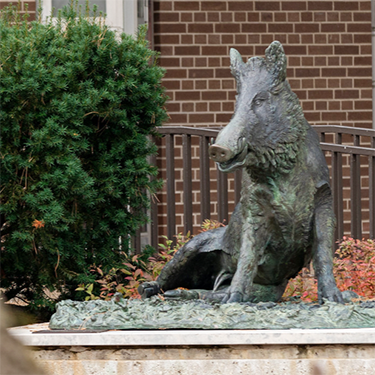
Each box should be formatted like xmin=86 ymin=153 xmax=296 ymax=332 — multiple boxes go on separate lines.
xmin=138 ymin=227 xmax=227 ymax=299
xmin=161 ymin=247 xmax=287 ymax=304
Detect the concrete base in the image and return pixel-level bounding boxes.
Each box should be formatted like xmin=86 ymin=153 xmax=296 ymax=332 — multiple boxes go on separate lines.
xmin=9 ymin=324 xmax=375 ymax=375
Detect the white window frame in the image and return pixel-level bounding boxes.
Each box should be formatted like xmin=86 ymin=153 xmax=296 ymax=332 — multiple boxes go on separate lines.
xmin=40 ymin=0 xmax=142 ymax=36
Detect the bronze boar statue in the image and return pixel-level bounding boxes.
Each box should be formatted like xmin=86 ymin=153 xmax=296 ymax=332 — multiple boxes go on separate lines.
xmin=139 ymin=41 xmax=343 ymax=304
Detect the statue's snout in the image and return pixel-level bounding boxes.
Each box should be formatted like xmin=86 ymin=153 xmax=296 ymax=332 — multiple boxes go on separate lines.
xmin=209 ymin=144 xmax=233 ymax=163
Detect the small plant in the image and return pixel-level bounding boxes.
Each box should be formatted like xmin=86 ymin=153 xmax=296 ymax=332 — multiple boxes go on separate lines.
xmin=76 ymin=254 xmax=153 ymax=301
xmin=76 ymin=282 xmax=99 ymax=301
xmin=283 ymin=267 xmax=317 ymax=302
xmin=200 ymin=219 xmax=225 ymax=232
xmin=148 ymin=232 xmax=192 ymax=279
xmin=120 ymin=255 xmax=154 ymax=299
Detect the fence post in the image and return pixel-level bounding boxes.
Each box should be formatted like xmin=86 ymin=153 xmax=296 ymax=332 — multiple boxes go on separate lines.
xmin=166 ymin=134 xmax=176 ymax=241
xmin=200 ymin=136 xmax=211 ymax=222
xmin=182 ymin=134 xmax=193 ymax=234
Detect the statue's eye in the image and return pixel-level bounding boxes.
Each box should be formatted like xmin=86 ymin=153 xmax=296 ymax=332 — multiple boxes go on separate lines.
xmin=253 ymin=98 xmax=265 ymax=107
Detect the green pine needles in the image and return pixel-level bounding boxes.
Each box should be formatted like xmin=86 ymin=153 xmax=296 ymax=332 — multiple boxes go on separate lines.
xmin=0 ymin=3 xmax=167 ymax=311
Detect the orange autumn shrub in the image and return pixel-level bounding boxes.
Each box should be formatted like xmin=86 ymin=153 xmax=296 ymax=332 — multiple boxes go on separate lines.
xmin=284 ymin=237 xmax=375 ymax=302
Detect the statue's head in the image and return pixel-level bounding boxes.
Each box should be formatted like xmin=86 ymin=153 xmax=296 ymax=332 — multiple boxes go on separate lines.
xmin=209 ymin=41 xmax=306 ymax=174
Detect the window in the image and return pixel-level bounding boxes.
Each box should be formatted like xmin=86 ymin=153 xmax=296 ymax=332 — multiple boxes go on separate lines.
xmin=52 ymin=0 xmax=106 ymax=13
xmin=40 ymin=0 xmax=148 ymax=35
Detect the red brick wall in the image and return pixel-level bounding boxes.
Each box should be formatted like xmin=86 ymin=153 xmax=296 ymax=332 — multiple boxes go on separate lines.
xmin=154 ymin=0 xmax=372 ymax=129
xmin=0 ymin=0 xmax=37 ymax=20
xmin=153 ymin=0 xmax=373 ymax=241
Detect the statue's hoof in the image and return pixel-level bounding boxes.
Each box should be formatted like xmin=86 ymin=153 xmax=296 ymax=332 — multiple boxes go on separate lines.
xmin=222 ymin=291 xmax=243 ymax=304
xmin=318 ymin=286 xmax=344 ymax=304
xmin=138 ymin=281 xmax=160 ymax=299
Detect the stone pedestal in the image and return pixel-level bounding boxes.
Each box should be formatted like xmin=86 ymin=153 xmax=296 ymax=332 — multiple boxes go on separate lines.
xmin=9 ymin=324 xmax=375 ymax=375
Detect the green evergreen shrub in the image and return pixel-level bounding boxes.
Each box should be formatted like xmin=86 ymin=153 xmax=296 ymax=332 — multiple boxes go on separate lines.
xmin=0 ymin=3 xmax=167 ymax=311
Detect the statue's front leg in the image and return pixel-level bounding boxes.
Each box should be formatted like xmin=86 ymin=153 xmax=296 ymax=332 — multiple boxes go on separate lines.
xmin=222 ymin=219 xmax=269 ymax=303
xmin=313 ymin=187 xmax=343 ymax=304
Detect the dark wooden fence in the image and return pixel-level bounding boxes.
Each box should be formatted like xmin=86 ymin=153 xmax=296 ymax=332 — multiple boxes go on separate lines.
xmin=133 ymin=125 xmax=375 ymax=253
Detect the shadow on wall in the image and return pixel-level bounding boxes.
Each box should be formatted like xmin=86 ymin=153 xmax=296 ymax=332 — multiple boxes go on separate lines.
xmin=0 ymin=304 xmax=46 ymax=375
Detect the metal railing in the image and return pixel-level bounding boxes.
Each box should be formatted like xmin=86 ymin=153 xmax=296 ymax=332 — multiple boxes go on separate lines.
xmin=133 ymin=125 xmax=375 ymax=252
xmin=313 ymin=125 xmax=375 ymax=240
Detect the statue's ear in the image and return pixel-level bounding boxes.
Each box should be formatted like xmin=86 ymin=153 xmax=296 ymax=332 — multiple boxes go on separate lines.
xmin=265 ymin=41 xmax=287 ymax=85
xmin=230 ymin=48 xmax=245 ymax=78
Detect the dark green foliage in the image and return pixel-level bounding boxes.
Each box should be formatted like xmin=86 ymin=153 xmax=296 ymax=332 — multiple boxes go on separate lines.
xmin=0 ymin=3 xmax=167 ymax=310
